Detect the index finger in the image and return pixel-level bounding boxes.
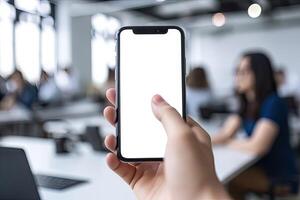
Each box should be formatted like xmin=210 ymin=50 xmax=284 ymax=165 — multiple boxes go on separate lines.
xmin=151 ymin=95 xmax=191 ymax=139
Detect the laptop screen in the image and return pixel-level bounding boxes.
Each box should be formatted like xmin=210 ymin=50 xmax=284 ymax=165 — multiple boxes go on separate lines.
xmin=0 ymin=147 xmax=40 ymax=200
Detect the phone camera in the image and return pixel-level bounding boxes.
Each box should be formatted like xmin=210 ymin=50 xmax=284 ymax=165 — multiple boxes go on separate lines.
xmin=156 ymin=29 xmax=160 ymax=33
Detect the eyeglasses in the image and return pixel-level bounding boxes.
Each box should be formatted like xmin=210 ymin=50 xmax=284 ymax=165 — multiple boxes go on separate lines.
xmin=235 ymin=67 xmax=252 ymax=77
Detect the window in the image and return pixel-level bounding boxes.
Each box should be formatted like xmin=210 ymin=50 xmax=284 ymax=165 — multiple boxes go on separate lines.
xmin=0 ymin=0 xmax=15 ymax=77
xmin=91 ymin=14 xmax=120 ymax=86
xmin=41 ymin=17 xmax=56 ymax=74
xmin=0 ymin=0 xmax=56 ymax=81
xmin=92 ymin=35 xmax=107 ymax=86
xmin=15 ymin=13 xmax=40 ymax=83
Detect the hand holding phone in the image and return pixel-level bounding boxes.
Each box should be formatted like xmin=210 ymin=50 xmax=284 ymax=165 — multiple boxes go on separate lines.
xmin=103 ymin=88 xmax=230 ymax=200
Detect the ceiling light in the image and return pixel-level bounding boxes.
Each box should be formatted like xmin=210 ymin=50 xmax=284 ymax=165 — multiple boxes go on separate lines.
xmin=212 ymin=12 xmax=226 ymax=27
xmin=248 ymin=3 xmax=262 ymax=18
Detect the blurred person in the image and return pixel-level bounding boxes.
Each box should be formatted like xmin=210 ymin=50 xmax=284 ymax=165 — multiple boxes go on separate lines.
xmin=0 ymin=75 xmax=7 ymax=101
xmin=275 ymin=69 xmax=293 ymax=98
xmin=275 ymin=69 xmax=300 ymax=101
xmin=274 ymin=69 xmax=285 ymax=93
xmin=1 ymin=70 xmax=38 ymax=109
xmin=38 ymin=70 xmax=61 ymax=105
xmin=186 ymin=66 xmax=212 ymax=119
xmin=212 ymin=52 xmax=298 ymax=199
xmin=275 ymin=69 xmax=299 ymax=115
xmin=55 ymin=66 xmax=80 ymax=100
xmin=103 ymin=88 xmax=231 ymax=200
xmin=87 ymin=67 xmax=115 ymax=101
xmin=100 ymin=68 xmax=115 ymax=97
xmin=87 ymin=67 xmax=115 ymax=105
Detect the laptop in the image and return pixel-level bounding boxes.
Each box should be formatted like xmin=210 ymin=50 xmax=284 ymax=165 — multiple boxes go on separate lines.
xmin=0 ymin=147 xmax=88 ymax=200
xmin=0 ymin=147 xmax=41 ymax=200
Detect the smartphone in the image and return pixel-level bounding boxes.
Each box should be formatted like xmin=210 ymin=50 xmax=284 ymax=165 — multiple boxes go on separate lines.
xmin=116 ymin=26 xmax=186 ymax=162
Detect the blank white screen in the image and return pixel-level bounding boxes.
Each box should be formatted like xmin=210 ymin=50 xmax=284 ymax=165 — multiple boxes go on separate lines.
xmin=119 ymin=28 xmax=183 ymax=159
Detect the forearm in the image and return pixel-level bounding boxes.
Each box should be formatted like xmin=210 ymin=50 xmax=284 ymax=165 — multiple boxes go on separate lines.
xmin=227 ymin=119 xmax=278 ymax=156
xmin=211 ymin=133 xmax=231 ymax=145
xmin=227 ymin=139 xmax=262 ymax=155
xmin=212 ymin=115 xmax=241 ymax=145
xmin=197 ymin=180 xmax=232 ymax=200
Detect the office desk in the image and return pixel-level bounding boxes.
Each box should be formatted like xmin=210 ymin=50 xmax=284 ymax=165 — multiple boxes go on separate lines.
xmin=34 ymin=100 xmax=101 ymax=121
xmin=0 ymin=136 xmax=257 ymax=200
xmin=0 ymin=106 xmax=34 ymax=136
xmin=43 ymin=115 xmax=113 ymax=138
xmin=0 ymin=106 xmax=32 ymax=124
xmin=63 ymin=116 xmax=114 ymax=135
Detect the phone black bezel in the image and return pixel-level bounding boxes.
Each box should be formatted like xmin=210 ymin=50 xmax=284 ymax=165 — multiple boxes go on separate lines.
xmin=116 ymin=26 xmax=186 ymax=162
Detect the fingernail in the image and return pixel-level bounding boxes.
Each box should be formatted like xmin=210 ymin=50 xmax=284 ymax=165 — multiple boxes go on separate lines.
xmin=153 ymin=94 xmax=165 ymax=105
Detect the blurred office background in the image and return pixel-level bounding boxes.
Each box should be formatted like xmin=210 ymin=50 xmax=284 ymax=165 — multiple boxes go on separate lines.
xmin=0 ymin=0 xmax=300 ymax=199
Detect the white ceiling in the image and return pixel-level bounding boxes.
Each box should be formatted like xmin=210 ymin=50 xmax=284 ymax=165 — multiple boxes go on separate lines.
xmin=69 ymin=0 xmax=164 ymax=17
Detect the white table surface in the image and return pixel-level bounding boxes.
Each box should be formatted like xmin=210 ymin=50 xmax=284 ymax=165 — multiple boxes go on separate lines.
xmin=0 ymin=136 xmax=133 ymax=200
xmin=0 ymin=136 xmax=257 ymax=200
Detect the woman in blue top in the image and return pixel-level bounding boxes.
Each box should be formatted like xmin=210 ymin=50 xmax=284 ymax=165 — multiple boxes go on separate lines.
xmin=212 ymin=52 xmax=298 ymax=200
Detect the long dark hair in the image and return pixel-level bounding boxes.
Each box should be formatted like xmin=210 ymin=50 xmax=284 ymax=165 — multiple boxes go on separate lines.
xmin=238 ymin=51 xmax=277 ymax=119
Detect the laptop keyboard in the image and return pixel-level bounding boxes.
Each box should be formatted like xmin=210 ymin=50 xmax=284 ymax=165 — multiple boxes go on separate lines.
xmin=35 ymin=174 xmax=88 ymax=190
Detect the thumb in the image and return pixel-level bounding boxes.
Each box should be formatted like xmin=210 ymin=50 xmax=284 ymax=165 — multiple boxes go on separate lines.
xmin=151 ymin=95 xmax=189 ymax=138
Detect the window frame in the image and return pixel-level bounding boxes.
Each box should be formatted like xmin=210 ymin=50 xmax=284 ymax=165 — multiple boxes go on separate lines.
xmin=0 ymin=0 xmax=56 ymax=81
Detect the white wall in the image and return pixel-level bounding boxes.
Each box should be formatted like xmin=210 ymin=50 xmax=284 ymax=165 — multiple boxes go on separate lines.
xmin=189 ymin=24 xmax=300 ymax=97
xmin=71 ymin=15 xmax=92 ymax=91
